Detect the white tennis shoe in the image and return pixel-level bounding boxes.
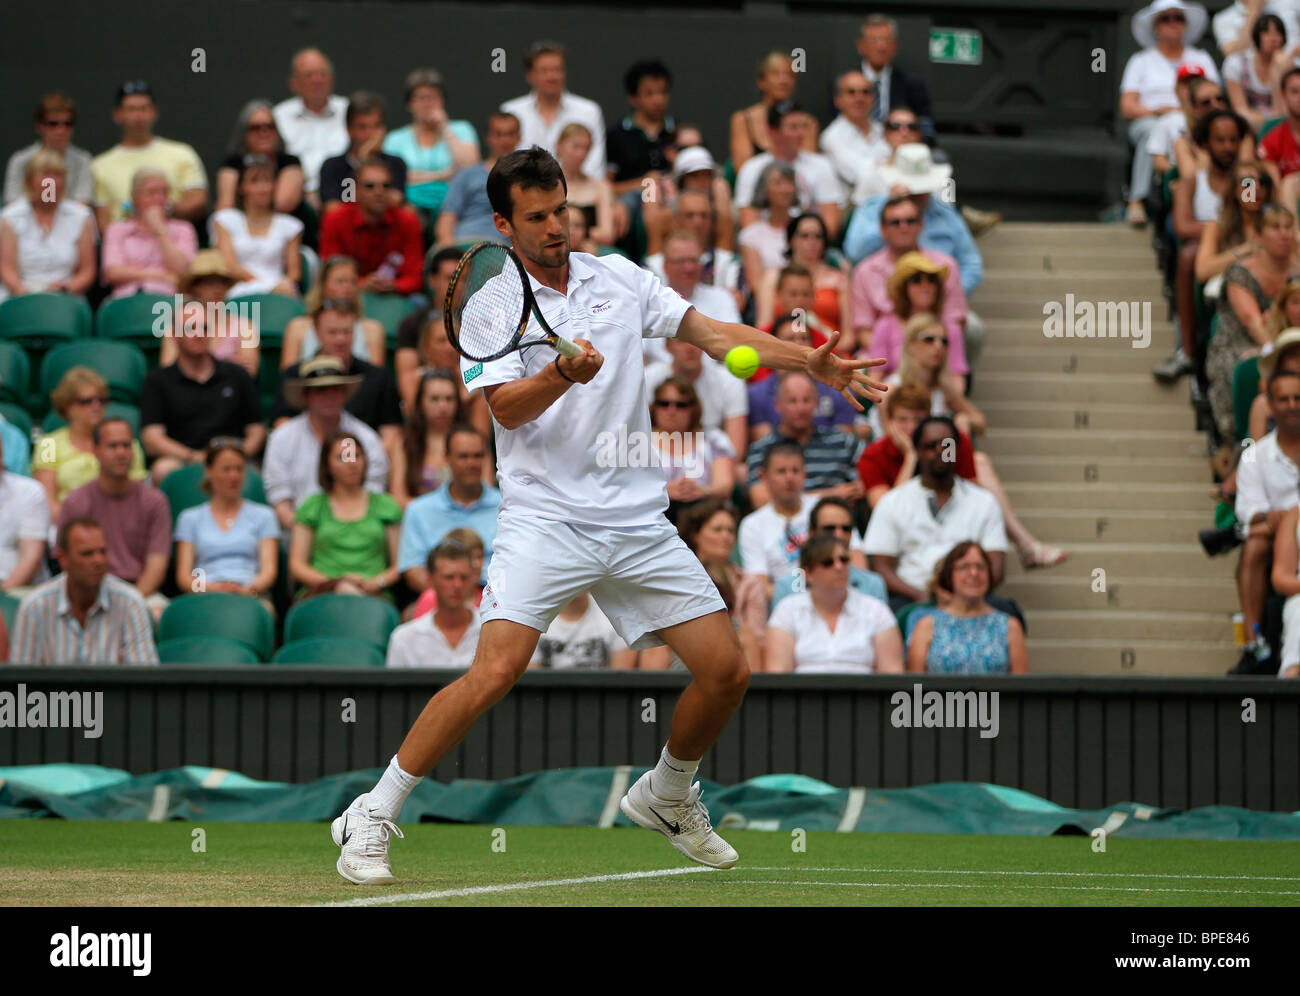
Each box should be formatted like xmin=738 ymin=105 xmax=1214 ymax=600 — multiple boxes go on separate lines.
xmin=331 ymin=794 xmax=405 ymax=885
xmin=620 ymin=771 xmax=738 ymax=869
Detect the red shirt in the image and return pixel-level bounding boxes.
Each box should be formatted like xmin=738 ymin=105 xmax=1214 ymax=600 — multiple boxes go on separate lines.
xmin=858 ymin=430 xmax=978 ymax=492
xmin=319 ymin=203 xmax=424 ymax=295
xmin=1260 ymin=123 xmax=1300 ymax=179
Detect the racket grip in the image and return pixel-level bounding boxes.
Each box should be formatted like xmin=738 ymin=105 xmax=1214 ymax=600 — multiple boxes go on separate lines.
xmin=554 ymin=336 xmax=585 ymax=359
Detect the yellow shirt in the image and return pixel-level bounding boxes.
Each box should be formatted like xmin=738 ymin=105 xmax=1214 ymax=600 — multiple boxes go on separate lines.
xmin=33 ymin=427 xmax=147 ymax=500
xmin=91 ymin=137 xmax=208 ymax=224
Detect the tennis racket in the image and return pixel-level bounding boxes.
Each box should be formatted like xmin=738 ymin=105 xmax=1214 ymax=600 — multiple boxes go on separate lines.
xmin=444 ymin=241 xmax=585 ymax=363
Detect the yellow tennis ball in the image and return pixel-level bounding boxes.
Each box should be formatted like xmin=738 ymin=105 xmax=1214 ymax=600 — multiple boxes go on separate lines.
xmin=725 ymin=345 xmax=761 ymax=379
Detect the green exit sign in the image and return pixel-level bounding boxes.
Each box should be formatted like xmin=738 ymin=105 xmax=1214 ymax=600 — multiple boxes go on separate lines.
xmin=929 ymin=27 xmax=982 ymax=65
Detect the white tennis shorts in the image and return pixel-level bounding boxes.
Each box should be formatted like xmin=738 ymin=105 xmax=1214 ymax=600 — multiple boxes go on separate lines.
xmin=481 ymin=514 xmax=726 ymax=650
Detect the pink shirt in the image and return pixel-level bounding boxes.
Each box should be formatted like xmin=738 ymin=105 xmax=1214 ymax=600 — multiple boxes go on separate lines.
xmin=869 ymin=313 xmax=968 ymax=376
xmin=101 ymin=218 xmax=198 ymax=298
xmin=850 ymin=246 xmax=967 ymax=348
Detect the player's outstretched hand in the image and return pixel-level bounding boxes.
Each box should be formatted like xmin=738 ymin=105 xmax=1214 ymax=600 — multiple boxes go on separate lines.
xmin=806 ymin=329 xmax=888 ymax=412
xmin=558 ymin=339 xmax=604 ymax=384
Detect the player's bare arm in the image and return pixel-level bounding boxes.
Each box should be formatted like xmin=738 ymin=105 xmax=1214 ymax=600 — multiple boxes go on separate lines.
xmin=481 ymin=339 xmax=604 ymax=429
xmin=674 ymin=306 xmax=889 ymax=411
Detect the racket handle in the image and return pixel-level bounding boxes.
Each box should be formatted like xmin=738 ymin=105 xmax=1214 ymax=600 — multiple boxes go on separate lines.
xmin=554 ymin=336 xmax=585 ymax=359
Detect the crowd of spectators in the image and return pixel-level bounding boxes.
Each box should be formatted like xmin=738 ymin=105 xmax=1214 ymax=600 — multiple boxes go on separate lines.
xmin=0 ymin=17 xmax=1071 ymax=675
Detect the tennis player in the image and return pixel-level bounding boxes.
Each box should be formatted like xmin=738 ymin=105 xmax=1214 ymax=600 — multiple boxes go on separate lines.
xmin=332 ymin=147 xmax=886 ymax=883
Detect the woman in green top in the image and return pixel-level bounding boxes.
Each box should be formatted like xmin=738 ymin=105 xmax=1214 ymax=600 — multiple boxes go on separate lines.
xmin=290 ymin=429 xmax=402 ymax=600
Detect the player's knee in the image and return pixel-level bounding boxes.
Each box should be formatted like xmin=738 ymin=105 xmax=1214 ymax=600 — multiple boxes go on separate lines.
xmin=469 ymin=656 xmax=528 ymax=701
xmin=703 ymin=651 xmax=750 ymax=703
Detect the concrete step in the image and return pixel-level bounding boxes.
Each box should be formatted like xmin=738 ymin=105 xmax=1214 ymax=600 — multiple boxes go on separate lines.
xmin=970 ymin=317 xmax=1175 ymax=344
xmin=998 ymin=574 xmax=1235 ymax=613
xmin=977 ymin=346 xmax=1177 ymax=376
xmin=1001 ymin=542 xmax=1233 ymax=579
xmin=980 ymin=428 xmax=1206 ymax=460
xmin=977 ymin=401 xmax=1195 ymax=432
xmin=977 ymin=273 xmax=1167 ymax=300
xmin=970 ymin=372 xmax=1195 ymax=406
xmin=1024 ymin=639 xmax=1238 ymax=676
xmin=1024 ymin=609 xmax=1232 ymax=642
xmin=1003 ymin=482 xmax=1223 ymax=512
xmin=1012 ymin=508 xmax=1212 ymax=545
xmin=979 ymin=222 xmax=1151 ymax=251
xmin=987 ymin=455 xmax=1210 ymax=484
xmin=981 ymin=249 xmax=1157 ymax=272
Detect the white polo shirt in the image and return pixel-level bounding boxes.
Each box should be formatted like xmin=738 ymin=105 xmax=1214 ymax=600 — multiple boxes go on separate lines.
xmin=767 ymin=587 xmax=897 ymax=673
xmin=462 ymin=251 xmax=690 ymax=527
xmin=734 ymin=150 xmax=843 ymax=213
xmin=272 ymin=94 xmax=349 ymax=193
xmin=738 ymin=493 xmax=813 ymax=579
xmin=386 ymin=608 xmax=482 ymax=669
xmin=1119 ymin=48 xmax=1220 ymax=111
xmin=1235 ymin=430 xmax=1300 ymax=525
xmin=500 ymin=90 xmax=606 ymax=180
xmin=863 ymin=477 xmax=1008 ymax=591
xmin=642 ymin=281 xmax=740 ymax=368
xmin=0 ymin=472 xmax=49 ymax=583
xmin=820 ymin=114 xmax=890 ymax=203
xmin=262 ymin=411 xmax=390 ymax=509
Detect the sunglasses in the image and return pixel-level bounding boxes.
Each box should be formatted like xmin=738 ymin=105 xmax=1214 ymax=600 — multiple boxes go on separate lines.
xmin=907 ymin=273 xmax=940 ymax=284
xmin=818 ymin=555 xmax=851 ymax=568
xmin=1156 ymin=12 xmax=1186 ymax=23
xmin=362 ymin=181 xmax=392 ymax=190
xmin=886 ymin=120 xmax=919 ymax=131
xmin=654 ymin=399 xmax=691 ymax=409
xmin=885 ymin=216 xmax=920 ymax=227
xmin=818 ymin=524 xmax=854 ymax=535
xmin=73 ymin=396 xmax=109 ymax=406
xmin=919 ymin=334 xmax=950 ymax=346
xmin=42 ymin=118 xmax=74 ymax=128
xmin=954 ymin=561 xmax=989 ymax=573
xmin=1195 ymin=96 xmax=1226 ymax=108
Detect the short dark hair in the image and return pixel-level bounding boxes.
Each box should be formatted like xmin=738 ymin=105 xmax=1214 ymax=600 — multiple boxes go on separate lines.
xmin=356 ymin=157 xmax=393 ymax=181
xmin=317 ymin=429 xmax=367 ymax=492
xmin=444 ymin=422 xmax=484 ymax=455
xmin=427 ymin=538 xmax=473 ymax=574
xmin=523 ymin=41 xmax=566 ymax=71
xmin=92 ymin=417 xmax=132 ymax=446
xmin=881 ymin=194 xmax=918 ymax=222
xmin=799 ymin=533 xmax=847 ymax=572
xmin=785 ymin=213 xmax=829 ymax=260
xmin=346 ymin=90 xmax=386 ymax=126
xmin=913 ymin=414 xmax=959 ymax=450
xmin=676 ymin=498 xmax=738 ymax=553
xmin=776 ymin=262 xmax=813 ymax=290
xmin=488 ymin=110 xmax=521 ymax=132
xmin=1282 ymin=66 xmax=1300 ymax=92
xmin=929 ymin=541 xmax=992 ymax=601
xmin=624 ymin=59 xmax=672 ymax=96
xmin=1193 ymin=108 xmax=1249 ymax=148
xmin=486 ymin=147 xmax=567 ymax=220
xmin=425 ymin=245 xmax=464 ymax=280
xmin=761 ymin=439 xmax=805 ymax=471
xmin=1268 ymin=366 xmax=1300 ymax=397
xmin=809 ymin=496 xmax=853 ymax=532
xmin=767 ymin=100 xmax=806 ymax=132
xmin=58 ymin=515 xmax=104 ymax=554
xmin=770 ymin=312 xmax=800 ymax=339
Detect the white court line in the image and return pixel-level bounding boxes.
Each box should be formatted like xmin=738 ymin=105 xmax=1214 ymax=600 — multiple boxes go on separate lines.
xmin=320 ymin=866 xmax=716 ymax=907
xmin=146 ymin=785 xmax=170 ymax=822
xmin=744 ymin=866 xmax=1300 ymax=882
xmin=724 ymin=879 xmax=1300 ymax=897
xmin=598 ymin=765 xmax=633 ymax=829
xmin=836 ymin=788 xmax=866 ymax=832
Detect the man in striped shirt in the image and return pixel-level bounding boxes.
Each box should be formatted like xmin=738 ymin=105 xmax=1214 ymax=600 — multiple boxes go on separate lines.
xmin=9 ymin=517 xmax=158 ymax=665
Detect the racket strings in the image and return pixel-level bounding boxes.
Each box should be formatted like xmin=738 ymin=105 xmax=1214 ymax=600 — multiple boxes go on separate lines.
xmin=448 ymin=246 xmax=529 ymax=361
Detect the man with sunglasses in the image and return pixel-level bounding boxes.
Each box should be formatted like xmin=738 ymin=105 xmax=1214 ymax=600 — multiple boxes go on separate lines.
xmin=4 ymin=92 xmax=92 ymax=206
xmin=319 ymin=158 xmax=424 ymax=296
xmin=820 ymin=71 xmax=890 ymax=206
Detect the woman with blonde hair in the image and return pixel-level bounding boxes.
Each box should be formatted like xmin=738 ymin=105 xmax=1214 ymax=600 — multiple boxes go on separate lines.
xmin=0 ymin=149 xmax=95 ymax=301
xmin=729 ymin=51 xmax=820 ymax=170
xmin=280 ymin=255 xmax=386 ymax=368
xmin=555 ymin=122 xmax=618 ymax=244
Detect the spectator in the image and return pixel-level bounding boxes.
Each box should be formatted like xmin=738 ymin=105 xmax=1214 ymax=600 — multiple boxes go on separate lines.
xmin=318 ymin=158 xmax=423 ymax=296
xmin=759 ymin=264 xmax=840 ymax=351
xmin=4 ymin=91 xmax=92 ymax=206
xmin=392 ymin=368 xmax=467 ymax=507
xmin=748 ymin=313 xmax=862 ymax=440
xmin=408 ymin=526 xmax=485 ymax=620
xmin=849 ymin=194 xmax=974 ymax=364
xmin=395 ymin=245 xmax=464 ymax=404
xmin=1242 ymin=293 xmax=1300 ymax=441
xmin=0 ymin=411 xmax=30 ymax=476
xmin=289 ymin=429 xmax=401 ymax=600
xmin=1193 ymin=161 xmax=1271 ymax=289
xmin=1263 ymin=68 xmax=1300 ymax=208
xmin=863 ymin=415 xmax=1009 ymax=613
xmin=674 ymin=498 xmax=768 ymax=643
xmin=853 ymin=106 xmax=926 ymax=203
xmin=140 ymin=300 xmax=266 ymax=484
xmin=647 ymin=376 xmax=735 ymax=522
xmin=1224 ymin=13 xmax=1288 ymax=132
xmin=33 ymin=367 xmax=146 ymax=519
xmin=1208 ymin=202 xmax=1297 ymax=450
xmin=746 ymin=372 xmax=864 ymax=507
xmin=556 ymin=123 xmax=617 ymax=245
xmin=737 ymin=440 xmax=814 ymax=591
xmin=9 ymin=516 xmax=157 ymax=665
xmin=754 ymin=213 xmax=851 ymax=335
xmin=320 ymin=91 xmax=408 ymax=216
xmin=282 ymin=255 xmax=387 ymax=368
xmin=738 ymin=162 xmax=798 ymax=294
xmin=772 ymin=494 xmax=887 ymax=591
xmin=566 ymin=200 xmax=599 ymax=255
xmin=1120 ymin=1 xmax=1220 ymax=227
xmin=643 ymin=332 xmax=747 ymax=468
xmin=0 ymin=149 xmax=96 ymax=301
xmin=404 ymin=308 xmax=492 ymax=438
xmin=1236 ymin=367 xmax=1300 ymax=667
xmin=764 ymin=533 xmax=903 ymax=674
xmin=906 ymin=541 xmax=1028 ymax=674
xmin=501 ymin=41 xmax=606 ymax=180
xmin=642 ymin=226 xmax=742 ymax=367
xmin=386 ymin=539 xmax=482 ymax=669
xmin=263 ymin=355 xmax=389 ymax=528
xmin=209 ymin=154 xmax=303 ymax=297
xmin=734 ymin=101 xmax=841 ymax=239
xmin=869 ymin=251 xmax=968 ymax=380
xmin=873 ymin=312 xmax=985 ymax=438
xmin=820 ymin=70 xmax=890 ymax=205
xmin=1270 ymin=498 xmax=1300 ymax=676
xmin=383 ymin=68 xmax=479 ymax=238
xmin=435 ymin=112 xmax=519 ymax=244
xmin=530 ymin=591 xmax=635 ymax=669
xmin=58 ymin=418 xmax=172 ymax=618
xmin=214 ymin=100 xmax=304 ymax=215
xmin=91 ymin=80 xmax=208 ymax=230
xmin=860 ymin=381 xmax=978 ymax=510
xmin=158 ymin=251 xmax=262 ymax=379
xmin=173 ymin=439 xmax=278 ymax=607
xmin=273 ymin=297 xmax=402 ymax=450
xmin=855 ymin=14 xmax=934 ymax=135
xmin=100 ymin=167 xmax=198 ymax=298
xmin=1214 ymin=0 xmax=1300 ymax=58
xmin=0 ymin=434 xmax=48 ymax=596
xmin=729 ymin=51 xmax=819 ymax=171
xmin=397 ymin=424 xmax=500 ymax=594
xmin=607 ymin=59 xmax=675 ymax=228
xmin=642 ymin=155 xmax=738 ymax=288
xmin=272 ymin=48 xmax=349 ymax=204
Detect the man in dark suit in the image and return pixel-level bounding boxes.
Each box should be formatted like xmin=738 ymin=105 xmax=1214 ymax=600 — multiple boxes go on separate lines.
xmin=857 ymin=14 xmax=934 ymax=142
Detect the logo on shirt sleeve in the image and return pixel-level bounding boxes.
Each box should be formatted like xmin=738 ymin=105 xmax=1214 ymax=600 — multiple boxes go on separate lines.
xmin=464 ymin=362 xmax=483 ymax=384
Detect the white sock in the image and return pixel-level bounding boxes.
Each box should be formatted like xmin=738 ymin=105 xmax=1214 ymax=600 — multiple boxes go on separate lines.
xmin=649 ymin=746 xmax=699 ymax=802
xmin=366 ymin=755 xmax=422 ymax=820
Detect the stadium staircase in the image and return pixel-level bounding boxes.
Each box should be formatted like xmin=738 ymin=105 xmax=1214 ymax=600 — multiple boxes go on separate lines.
xmin=970 ymin=223 xmax=1236 ymax=675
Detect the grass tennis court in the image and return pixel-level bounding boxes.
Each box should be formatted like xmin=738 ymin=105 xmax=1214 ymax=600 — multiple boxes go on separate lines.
xmin=1 ymin=823 xmax=1296 ymax=906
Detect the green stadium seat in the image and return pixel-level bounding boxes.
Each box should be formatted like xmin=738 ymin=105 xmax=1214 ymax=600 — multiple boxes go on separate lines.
xmin=1232 ymin=356 xmax=1260 ymax=443
xmin=362 ymin=292 xmax=417 ymax=346
xmin=234 ymin=293 xmax=303 ymax=347
xmin=283 ymin=593 xmax=400 ymax=650
xmin=158 ymin=593 xmax=275 ymax=661
xmin=272 ymin=636 xmax=387 ymax=667
xmin=0 ymin=341 xmax=30 ymax=405
xmin=0 ymin=401 xmax=33 ymax=439
xmin=42 ymin=401 xmax=140 ymax=436
xmin=0 ymin=592 xmax=18 ymax=632
xmin=0 ymin=293 xmax=92 ymax=343
xmin=159 ymin=462 xmax=266 ymax=521
xmin=157 ymin=636 xmax=262 ymax=665
xmin=94 ymin=294 xmax=173 ymax=365
xmin=40 ymin=339 xmax=147 ymax=407
xmin=896 ymin=601 xmax=937 ymax=641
